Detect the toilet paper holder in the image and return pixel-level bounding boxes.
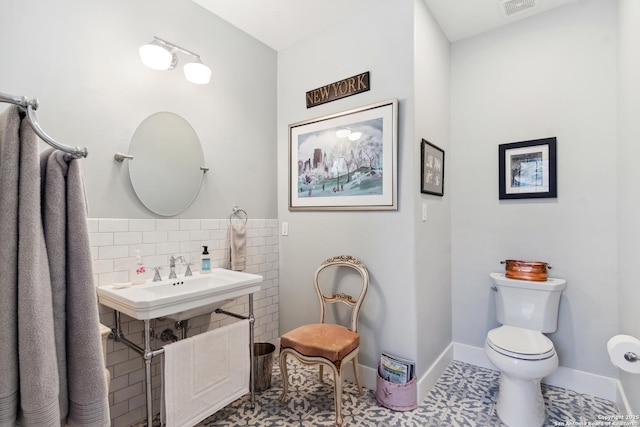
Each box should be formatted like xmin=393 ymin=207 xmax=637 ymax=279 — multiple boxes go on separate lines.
xmin=625 ymin=351 xmax=638 ymax=362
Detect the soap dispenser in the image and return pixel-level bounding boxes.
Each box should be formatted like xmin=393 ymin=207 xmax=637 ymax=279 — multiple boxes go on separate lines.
xmin=201 ymin=246 xmax=211 ymax=274
xmin=132 ymin=250 xmax=146 ymax=285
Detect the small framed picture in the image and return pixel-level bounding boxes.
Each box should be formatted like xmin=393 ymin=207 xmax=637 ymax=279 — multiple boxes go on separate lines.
xmin=420 ymin=139 xmax=444 ymax=196
xmin=498 ymin=137 xmax=557 ymax=200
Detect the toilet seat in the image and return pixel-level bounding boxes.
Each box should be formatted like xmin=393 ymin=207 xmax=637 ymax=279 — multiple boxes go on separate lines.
xmin=487 ymin=325 xmax=555 ymax=361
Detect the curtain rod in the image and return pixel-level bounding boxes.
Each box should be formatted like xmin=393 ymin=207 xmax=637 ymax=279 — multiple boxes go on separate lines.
xmin=0 ymin=91 xmax=88 ymax=159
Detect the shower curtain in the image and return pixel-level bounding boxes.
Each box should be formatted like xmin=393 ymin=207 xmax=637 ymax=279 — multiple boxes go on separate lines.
xmin=0 ymin=106 xmax=109 ymax=427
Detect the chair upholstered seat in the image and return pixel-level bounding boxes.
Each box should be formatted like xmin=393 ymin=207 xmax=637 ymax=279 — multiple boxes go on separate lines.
xmin=280 ymin=323 xmax=359 ymax=362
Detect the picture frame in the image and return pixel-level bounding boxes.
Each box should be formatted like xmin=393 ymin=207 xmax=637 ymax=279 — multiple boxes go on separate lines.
xmin=498 ymin=137 xmax=557 ymax=200
xmin=420 ymin=139 xmax=444 ymax=196
xmin=289 ymin=99 xmax=398 ymax=211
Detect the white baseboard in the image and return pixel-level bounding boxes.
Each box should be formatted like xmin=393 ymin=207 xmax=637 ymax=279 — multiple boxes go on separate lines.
xmin=416 ymin=343 xmax=454 ymax=401
xmin=453 ymin=342 xmax=495 ymax=370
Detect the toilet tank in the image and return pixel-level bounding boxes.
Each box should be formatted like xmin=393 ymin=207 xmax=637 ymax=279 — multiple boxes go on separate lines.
xmin=490 ymin=272 xmax=566 ymax=333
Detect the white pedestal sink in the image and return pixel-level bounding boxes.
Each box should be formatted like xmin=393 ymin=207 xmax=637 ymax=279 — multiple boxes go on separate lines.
xmin=97 ymin=268 xmax=263 ymax=320
xmin=98 ymin=268 xmax=264 ymax=427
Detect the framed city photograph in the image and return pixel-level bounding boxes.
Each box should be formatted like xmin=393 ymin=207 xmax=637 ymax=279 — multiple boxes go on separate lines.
xmin=289 ymin=99 xmax=398 ymax=211
xmin=420 ymin=139 xmax=444 ymax=196
xmin=498 ymin=137 xmax=557 ymax=200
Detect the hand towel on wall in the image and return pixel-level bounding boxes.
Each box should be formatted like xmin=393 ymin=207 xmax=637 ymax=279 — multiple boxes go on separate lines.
xmin=164 ymin=319 xmax=250 ymax=427
xmin=229 ymin=218 xmax=246 ymax=271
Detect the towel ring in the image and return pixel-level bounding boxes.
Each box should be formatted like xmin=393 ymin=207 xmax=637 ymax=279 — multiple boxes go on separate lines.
xmin=230 ymin=206 xmax=248 ymax=225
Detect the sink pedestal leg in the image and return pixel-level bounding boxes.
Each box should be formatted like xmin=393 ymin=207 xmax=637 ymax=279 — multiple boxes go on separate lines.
xmin=112 ymin=312 xmax=156 ymax=427
xmin=249 ymin=294 xmax=255 ymax=408
xmin=144 ymin=319 xmax=154 ymax=427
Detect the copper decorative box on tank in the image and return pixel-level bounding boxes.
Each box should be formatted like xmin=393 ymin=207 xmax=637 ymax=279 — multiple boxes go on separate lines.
xmin=500 ymin=260 xmax=551 ymax=282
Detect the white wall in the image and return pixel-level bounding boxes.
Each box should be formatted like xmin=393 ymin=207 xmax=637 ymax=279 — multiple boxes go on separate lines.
xmin=617 ymin=0 xmax=640 ymax=414
xmin=277 ymin=0 xmax=420 ymax=370
xmin=414 ymin=0 xmax=452 ymax=374
xmin=0 ymin=0 xmax=277 ymax=219
xmin=451 ymin=0 xmax=618 ymax=377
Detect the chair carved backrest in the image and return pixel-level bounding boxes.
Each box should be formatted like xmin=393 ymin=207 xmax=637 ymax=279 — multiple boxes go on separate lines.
xmin=314 ymin=255 xmax=369 ymax=333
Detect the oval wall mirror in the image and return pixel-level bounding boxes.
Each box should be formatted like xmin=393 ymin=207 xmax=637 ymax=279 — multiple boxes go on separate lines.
xmin=129 ymin=112 xmax=205 ymax=216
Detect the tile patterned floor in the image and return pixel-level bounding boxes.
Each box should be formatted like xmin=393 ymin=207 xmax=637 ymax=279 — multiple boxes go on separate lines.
xmin=197 ymin=360 xmax=621 ymax=427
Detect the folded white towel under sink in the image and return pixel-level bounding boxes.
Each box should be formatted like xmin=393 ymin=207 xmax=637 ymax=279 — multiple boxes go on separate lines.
xmin=163 ymin=319 xmax=249 ymax=427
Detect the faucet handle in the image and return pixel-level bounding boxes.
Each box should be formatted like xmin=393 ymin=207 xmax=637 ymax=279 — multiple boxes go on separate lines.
xmin=152 ymin=266 xmax=163 ymax=282
xmin=169 ymin=254 xmax=187 ymax=267
xmin=184 ymin=263 xmax=193 ymax=277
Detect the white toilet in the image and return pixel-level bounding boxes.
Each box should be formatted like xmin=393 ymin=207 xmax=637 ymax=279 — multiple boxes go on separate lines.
xmin=484 ymin=272 xmax=566 ymax=427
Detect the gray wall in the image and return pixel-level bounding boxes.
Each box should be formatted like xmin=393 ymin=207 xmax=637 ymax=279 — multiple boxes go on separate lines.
xmin=451 ymin=0 xmax=618 ymax=377
xmin=278 ymin=0 xmax=432 ymax=371
xmin=414 ymin=0 xmax=453 ymax=375
xmin=276 ymin=0 xmax=453 ymax=379
xmin=0 ymin=0 xmax=277 ymax=220
xmin=617 ymin=0 xmax=640 ymax=414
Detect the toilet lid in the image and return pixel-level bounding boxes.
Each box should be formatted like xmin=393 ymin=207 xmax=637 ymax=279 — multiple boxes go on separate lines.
xmin=487 ymin=325 xmax=555 ymax=360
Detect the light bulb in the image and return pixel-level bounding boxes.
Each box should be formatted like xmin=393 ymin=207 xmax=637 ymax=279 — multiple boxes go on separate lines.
xmin=139 ymin=44 xmax=173 ymax=70
xmin=184 ymin=61 xmax=211 ymax=85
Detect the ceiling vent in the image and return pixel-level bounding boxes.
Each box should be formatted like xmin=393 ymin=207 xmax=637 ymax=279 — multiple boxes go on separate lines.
xmin=499 ymin=0 xmax=537 ymax=17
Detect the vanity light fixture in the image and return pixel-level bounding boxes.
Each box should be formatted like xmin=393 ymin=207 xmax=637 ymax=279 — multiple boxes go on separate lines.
xmin=139 ymin=36 xmax=212 ymax=85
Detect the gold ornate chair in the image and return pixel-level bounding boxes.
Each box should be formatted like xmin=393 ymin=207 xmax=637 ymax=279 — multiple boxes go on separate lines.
xmin=279 ymin=255 xmax=369 ymax=426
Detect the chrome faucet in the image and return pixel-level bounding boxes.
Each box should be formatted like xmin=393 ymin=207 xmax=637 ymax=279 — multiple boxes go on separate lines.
xmin=169 ymin=255 xmax=187 ymax=279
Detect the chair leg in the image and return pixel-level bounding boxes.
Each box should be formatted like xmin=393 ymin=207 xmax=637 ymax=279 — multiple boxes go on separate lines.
xmin=352 ymin=354 xmax=363 ymax=395
xmin=319 ymin=365 xmax=324 ymax=382
xmin=333 ymin=365 xmax=343 ymax=427
xmin=279 ymin=351 xmax=289 ymax=404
